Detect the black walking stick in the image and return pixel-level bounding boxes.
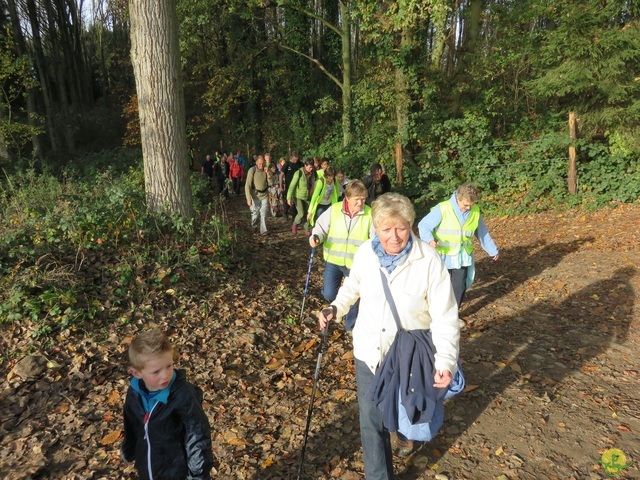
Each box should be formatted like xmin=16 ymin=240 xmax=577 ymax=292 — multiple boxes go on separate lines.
xmin=297 ymin=307 xmax=333 ymax=480
xmin=298 ymin=247 xmax=315 ymax=323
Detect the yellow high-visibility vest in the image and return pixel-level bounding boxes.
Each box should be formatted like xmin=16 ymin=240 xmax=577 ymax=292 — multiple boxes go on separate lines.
xmin=434 ymin=200 xmax=480 ymax=256
xmin=323 ymin=203 xmax=372 ymax=268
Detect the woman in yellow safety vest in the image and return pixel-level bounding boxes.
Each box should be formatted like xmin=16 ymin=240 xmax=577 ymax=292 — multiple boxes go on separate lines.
xmin=417 ymin=184 xmax=499 ymax=323
xmin=309 ymin=180 xmax=376 ymax=331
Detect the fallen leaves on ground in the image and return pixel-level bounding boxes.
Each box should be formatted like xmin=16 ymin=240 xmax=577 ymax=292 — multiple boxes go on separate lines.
xmin=1 ymin=198 xmax=638 ymax=479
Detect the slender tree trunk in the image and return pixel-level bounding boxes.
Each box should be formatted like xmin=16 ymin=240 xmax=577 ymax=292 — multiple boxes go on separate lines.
xmin=129 ymin=0 xmax=194 ymax=218
xmin=430 ymin=2 xmax=451 ymax=69
xmin=395 ymin=25 xmax=414 ymax=176
xmin=44 ymin=0 xmax=75 ymax=153
xmin=340 ymin=1 xmax=352 ymax=147
xmin=26 ymin=0 xmax=60 ymax=152
xmin=0 ymin=105 xmax=10 ymax=162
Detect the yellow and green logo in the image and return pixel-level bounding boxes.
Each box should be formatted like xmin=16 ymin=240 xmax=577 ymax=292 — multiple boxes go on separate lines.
xmin=599 ymin=448 xmax=636 ymax=478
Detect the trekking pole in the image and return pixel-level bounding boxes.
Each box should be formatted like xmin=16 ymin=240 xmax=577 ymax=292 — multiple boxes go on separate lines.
xmin=297 ymin=314 xmax=330 ymax=480
xmin=298 ymin=247 xmax=315 ymax=323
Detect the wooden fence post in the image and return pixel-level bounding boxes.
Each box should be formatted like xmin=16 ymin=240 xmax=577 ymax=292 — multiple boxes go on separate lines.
xmin=568 ymin=112 xmax=578 ymax=195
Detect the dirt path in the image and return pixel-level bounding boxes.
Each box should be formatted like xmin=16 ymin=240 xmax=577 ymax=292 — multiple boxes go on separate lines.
xmin=1 ymin=193 xmax=638 ymax=479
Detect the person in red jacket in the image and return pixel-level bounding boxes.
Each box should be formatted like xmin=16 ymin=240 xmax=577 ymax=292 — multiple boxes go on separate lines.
xmin=228 ymin=155 xmax=244 ymax=195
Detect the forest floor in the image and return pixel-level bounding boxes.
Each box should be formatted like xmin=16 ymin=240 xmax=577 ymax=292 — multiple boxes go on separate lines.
xmin=1 ymin=191 xmax=639 ymax=480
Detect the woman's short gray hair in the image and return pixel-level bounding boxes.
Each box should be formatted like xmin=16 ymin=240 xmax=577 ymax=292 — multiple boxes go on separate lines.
xmin=456 ymin=184 xmax=480 ymax=203
xmin=372 ymin=193 xmax=415 ymax=227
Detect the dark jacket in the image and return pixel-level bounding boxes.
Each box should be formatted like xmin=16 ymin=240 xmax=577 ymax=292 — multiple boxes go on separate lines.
xmin=365 ymin=329 xmax=447 ymax=432
xmin=362 ymin=173 xmax=391 ymax=205
xmin=282 ymin=160 xmax=303 ymax=190
xmin=122 ymin=369 xmax=214 ymax=480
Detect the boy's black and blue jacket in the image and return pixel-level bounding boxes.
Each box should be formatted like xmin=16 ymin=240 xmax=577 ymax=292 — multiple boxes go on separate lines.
xmin=122 ymin=369 xmax=214 ymax=480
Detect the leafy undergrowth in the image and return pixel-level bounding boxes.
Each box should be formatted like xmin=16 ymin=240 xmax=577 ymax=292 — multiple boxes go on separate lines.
xmin=1 ymin=193 xmax=639 ymax=480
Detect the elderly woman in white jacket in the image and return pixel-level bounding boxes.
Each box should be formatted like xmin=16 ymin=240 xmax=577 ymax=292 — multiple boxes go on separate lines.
xmin=318 ymin=193 xmax=460 ymax=480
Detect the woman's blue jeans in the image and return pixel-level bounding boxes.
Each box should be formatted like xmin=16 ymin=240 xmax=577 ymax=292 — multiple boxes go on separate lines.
xmin=355 ymin=359 xmax=394 ymax=480
xmin=322 ymin=262 xmax=358 ymax=331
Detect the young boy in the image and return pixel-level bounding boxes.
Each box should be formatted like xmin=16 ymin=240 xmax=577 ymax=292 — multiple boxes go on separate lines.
xmin=121 ymin=329 xmax=215 ymax=479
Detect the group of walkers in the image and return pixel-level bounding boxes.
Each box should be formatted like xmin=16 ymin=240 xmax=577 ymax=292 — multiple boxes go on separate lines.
xmin=125 ymin=147 xmax=500 ymax=480
xmin=200 ymin=150 xmax=247 ymax=198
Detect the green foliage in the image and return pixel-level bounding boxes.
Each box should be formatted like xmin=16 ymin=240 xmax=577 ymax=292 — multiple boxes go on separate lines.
xmin=526 ymin=0 xmax=640 ymax=131
xmin=0 ymin=149 xmax=235 ymax=338
xmin=0 ymin=33 xmax=42 ymax=158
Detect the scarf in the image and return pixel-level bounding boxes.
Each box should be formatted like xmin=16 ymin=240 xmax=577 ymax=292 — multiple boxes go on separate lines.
xmin=130 ymin=371 xmax=177 ymax=413
xmin=372 ymin=233 xmax=413 ymax=273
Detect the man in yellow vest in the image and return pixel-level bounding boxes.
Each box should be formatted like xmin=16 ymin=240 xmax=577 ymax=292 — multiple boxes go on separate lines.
xmin=309 ymin=180 xmax=376 ymax=331
xmin=418 ymin=184 xmax=499 ymax=323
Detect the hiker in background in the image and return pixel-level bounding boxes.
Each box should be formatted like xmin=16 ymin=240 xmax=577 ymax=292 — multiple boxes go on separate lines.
xmin=362 ymin=163 xmax=391 ymax=205
xmin=286 ymin=159 xmax=316 ymax=234
xmin=317 ymin=193 xmax=460 ymax=478
xmin=236 ymin=150 xmax=245 ymax=170
xmin=282 ymin=151 xmax=303 ymax=220
xmin=336 ymin=169 xmax=350 ymax=201
xmin=417 ymin=184 xmax=499 ymax=325
xmin=212 ymin=155 xmax=228 ymax=199
xmin=245 ymin=155 xmax=273 ymax=235
xmin=307 ymin=166 xmax=340 ymax=227
xmin=309 ymin=180 xmax=374 ymax=332
xmin=121 ymin=328 xmax=215 ymax=479
xmin=201 ymin=154 xmax=214 ymax=186
xmin=228 ymin=155 xmax=244 ymax=195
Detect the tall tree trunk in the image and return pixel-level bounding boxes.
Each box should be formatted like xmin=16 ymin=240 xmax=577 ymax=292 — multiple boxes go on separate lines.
xmin=430 ymin=2 xmax=451 ymax=69
xmin=129 ymin=0 xmax=194 ymax=218
xmin=6 ymin=0 xmax=44 ymax=156
xmin=25 ymin=0 xmax=60 ymax=152
xmin=44 ymin=0 xmax=75 ymax=153
xmin=394 ymin=25 xmax=415 ymax=186
xmin=340 ymin=0 xmax=352 ymax=147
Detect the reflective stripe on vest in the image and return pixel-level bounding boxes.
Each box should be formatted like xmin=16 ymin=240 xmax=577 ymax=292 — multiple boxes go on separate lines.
xmin=323 ymin=203 xmax=372 ymax=268
xmin=434 ymin=200 xmax=480 ymax=256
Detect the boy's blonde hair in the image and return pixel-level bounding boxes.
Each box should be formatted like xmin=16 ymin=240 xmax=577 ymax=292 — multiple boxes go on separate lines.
xmin=128 ymin=329 xmax=176 ymax=370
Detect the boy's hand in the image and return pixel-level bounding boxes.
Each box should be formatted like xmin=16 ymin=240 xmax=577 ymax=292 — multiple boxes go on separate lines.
xmin=309 ymin=235 xmax=320 ymax=248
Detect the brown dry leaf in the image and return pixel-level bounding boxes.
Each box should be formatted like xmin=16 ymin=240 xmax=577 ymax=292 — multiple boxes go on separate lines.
xmin=265 ymin=359 xmax=281 ymax=370
xmin=341 ymin=350 xmax=354 ymax=360
xmin=464 ymin=384 xmax=480 ymax=393
xmin=616 ymin=424 xmax=632 ymax=432
xmin=261 ymin=457 xmax=275 ymax=469
xmin=228 ymin=437 xmax=248 ymax=446
xmin=494 ymin=446 xmax=504 ymax=456
xmin=99 ymin=429 xmax=122 ymax=445
xmin=295 ymin=338 xmax=317 ymax=352
xmin=582 ymin=365 xmax=599 ymax=372
xmin=107 ymin=390 xmax=121 ymax=405
xmin=53 ymin=403 xmax=70 ymax=414
xmin=509 ymin=362 xmax=522 ymax=374
xmin=431 ymin=449 xmax=441 ymax=458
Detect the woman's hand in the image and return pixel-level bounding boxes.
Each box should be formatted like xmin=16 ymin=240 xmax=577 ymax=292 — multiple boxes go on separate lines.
xmin=309 ymin=235 xmax=320 ymax=248
xmin=318 ymin=306 xmax=336 ymax=330
xmin=429 ymin=240 xmax=437 ymax=249
xmin=433 ymin=369 xmax=453 ymax=389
